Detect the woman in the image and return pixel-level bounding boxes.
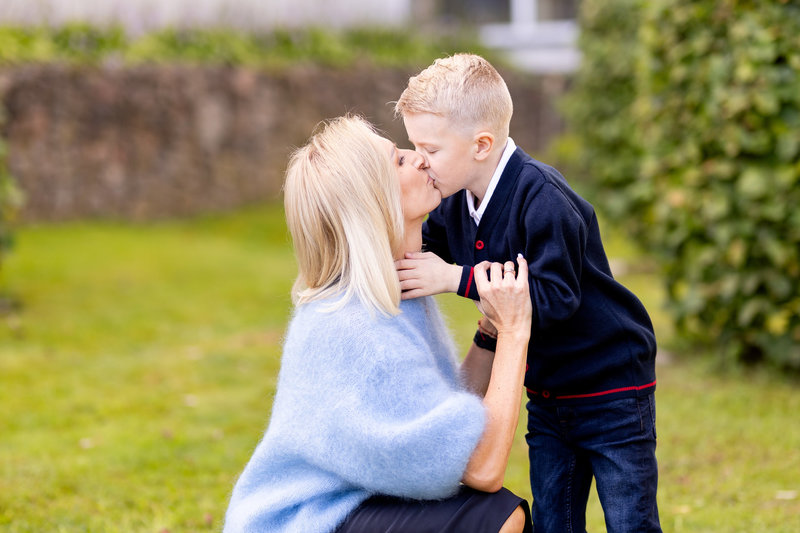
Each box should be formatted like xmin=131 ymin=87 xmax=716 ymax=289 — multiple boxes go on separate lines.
xmin=223 ymin=116 xmax=532 ymax=533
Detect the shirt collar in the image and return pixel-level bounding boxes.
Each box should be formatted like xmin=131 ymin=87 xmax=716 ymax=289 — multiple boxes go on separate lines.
xmin=467 ymin=137 xmax=517 ymax=226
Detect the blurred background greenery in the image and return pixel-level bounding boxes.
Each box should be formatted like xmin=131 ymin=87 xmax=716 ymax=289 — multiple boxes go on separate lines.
xmin=0 ymin=0 xmax=798 ymax=531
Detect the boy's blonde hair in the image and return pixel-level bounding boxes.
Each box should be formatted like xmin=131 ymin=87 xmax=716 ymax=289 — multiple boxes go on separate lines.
xmin=395 ymin=53 xmax=513 ymax=142
xmin=284 ymin=115 xmax=404 ymax=316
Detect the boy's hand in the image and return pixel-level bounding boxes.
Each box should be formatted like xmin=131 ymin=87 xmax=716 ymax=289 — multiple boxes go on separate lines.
xmin=477 ymin=316 xmax=498 ymax=339
xmin=396 ymin=251 xmax=462 ymax=299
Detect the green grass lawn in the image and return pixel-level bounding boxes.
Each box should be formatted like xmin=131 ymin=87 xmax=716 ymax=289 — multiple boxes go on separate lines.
xmin=1 ymin=204 xmax=798 ymax=532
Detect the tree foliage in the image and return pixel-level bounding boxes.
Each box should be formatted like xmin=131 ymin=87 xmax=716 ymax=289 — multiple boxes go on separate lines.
xmin=560 ymin=0 xmax=646 ymax=231
xmin=565 ymin=0 xmax=800 ymax=368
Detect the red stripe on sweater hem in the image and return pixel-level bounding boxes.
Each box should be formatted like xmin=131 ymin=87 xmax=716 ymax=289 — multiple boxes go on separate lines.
xmin=526 ymin=380 xmax=657 ymax=400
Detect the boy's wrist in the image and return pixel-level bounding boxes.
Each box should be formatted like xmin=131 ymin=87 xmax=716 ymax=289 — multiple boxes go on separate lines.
xmin=457 ymin=265 xmax=481 ymax=301
xmin=473 ymin=327 xmax=498 ymax=352
xmin=477 ymin=318 xmax=497 ymax=339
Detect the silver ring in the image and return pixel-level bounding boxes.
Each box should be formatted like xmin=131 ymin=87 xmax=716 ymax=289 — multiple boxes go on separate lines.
xmin=504 ymin=267 xmax=514 ymax=273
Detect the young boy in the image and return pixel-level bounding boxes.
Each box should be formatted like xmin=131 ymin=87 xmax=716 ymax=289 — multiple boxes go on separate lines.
xmin=394 ymin=54 xmax=662 ymax=533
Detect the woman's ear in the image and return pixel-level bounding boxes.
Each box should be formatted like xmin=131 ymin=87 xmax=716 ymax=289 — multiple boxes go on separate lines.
xmin=473 ymin=131 xmax=495 ymax=161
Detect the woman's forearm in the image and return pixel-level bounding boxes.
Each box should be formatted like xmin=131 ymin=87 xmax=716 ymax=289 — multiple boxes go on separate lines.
xmin=460 ymin=344 xmax=495 ymax=397
xmin=462 ymin=329 xmax=529 ymax=492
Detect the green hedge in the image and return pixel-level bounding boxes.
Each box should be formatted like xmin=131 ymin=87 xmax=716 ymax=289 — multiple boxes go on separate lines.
xmin=0 ymin=24 xmax=492 ymax=68
xmin=560 ymin=0 xmax=646 ymax=232
xmin=0 ymin=23 xmax=494 ymax=276
xmin=566 ymin=0 xmax=800 ymax=369
xmin=0 ymin=110 xmax=23 ymax=275
xmin=637 ymin=0 xmax=800 ymax=367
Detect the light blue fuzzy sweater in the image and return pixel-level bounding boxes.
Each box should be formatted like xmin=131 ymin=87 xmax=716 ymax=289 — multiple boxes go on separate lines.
xmin=223 ymin=296 xmax=487 ymax=533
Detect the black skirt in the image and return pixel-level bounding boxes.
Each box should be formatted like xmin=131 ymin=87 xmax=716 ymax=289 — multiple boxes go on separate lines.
xmin=333 ymin=486 xmax=532 ymax=533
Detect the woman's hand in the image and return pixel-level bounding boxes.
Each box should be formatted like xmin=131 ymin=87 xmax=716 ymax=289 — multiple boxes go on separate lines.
xmin=462 ymin=254 xmax=532 ymax=493
xmin=473 ymin=254 xmax=532 ymax=338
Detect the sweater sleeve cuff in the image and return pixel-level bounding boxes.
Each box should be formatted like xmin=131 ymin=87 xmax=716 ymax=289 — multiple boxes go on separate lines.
xmin=456 ymin=265 xmax=480 ymax=301
xmin=473 ymin=328 xmax=498 ymax=352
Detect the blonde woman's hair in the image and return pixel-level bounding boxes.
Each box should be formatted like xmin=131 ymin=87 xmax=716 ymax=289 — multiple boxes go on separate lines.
xmin=283 ymin=115 xmax=405 ymax=316
xmin=394 ymin=53 xmax=513 ymax=142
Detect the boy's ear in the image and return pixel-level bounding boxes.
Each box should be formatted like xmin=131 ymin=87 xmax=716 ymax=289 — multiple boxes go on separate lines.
xmin=473 ymin=131 xmax=495 ymax=161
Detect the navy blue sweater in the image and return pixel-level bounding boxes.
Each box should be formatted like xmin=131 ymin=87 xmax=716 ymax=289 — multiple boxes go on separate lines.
xmin=423 ymin=148 xmax=657 ymax=404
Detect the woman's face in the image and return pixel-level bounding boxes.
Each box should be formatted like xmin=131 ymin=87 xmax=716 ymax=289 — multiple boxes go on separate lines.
xmin=379 ymin=137 xmax=441 ymax=221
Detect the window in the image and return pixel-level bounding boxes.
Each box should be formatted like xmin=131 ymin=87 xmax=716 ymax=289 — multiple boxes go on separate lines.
xmin=436 ymin=0 xmax=578 ymax=25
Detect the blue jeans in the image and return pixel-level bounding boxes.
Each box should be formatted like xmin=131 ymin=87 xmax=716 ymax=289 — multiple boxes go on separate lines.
xmin=526 ymin=393 xmax=662 ymax=533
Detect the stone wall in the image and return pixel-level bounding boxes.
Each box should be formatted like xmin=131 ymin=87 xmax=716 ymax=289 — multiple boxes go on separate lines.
xmin=0 ymin=64 xmax=567 ymax=221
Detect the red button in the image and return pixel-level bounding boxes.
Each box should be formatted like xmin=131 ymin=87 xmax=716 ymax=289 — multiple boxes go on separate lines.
xmin=475 ymin=240 xmax=485 ymax=250
xmin=542 ymin=390 xmax=551 ymax=398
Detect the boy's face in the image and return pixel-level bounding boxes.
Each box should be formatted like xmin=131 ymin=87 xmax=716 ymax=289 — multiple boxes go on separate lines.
xmin=403 ymin=112 xmax=478 ymax=198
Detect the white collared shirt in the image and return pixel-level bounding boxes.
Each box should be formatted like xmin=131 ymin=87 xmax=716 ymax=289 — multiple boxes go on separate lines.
xmin=466 ymin=137 xmax=517 ymax=226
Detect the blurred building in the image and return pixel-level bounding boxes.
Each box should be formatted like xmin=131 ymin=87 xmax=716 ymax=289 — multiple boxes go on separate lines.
xmin=0 ymin=0 xmax=579 ymax=73
xmin=433 ymin=0 xmax=579 ymax=72
xmin=0 ymin=0 xmax=414 ymax=32
xmin=475 ymin=0 xmax=580 ymax=73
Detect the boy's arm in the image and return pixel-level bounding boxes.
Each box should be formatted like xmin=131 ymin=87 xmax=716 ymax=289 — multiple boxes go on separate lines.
xmin=406 ymin=181 xmax=588 ymax=321
xmin=396 ymin=251 xmax=462 ymax=299
xmin=402 ymin=184 xmax=587 ymax=329
xmin=522 ymin=183 xmax=587 ymax=330
xmin=454 ymin=183 xmax=587 ymax=330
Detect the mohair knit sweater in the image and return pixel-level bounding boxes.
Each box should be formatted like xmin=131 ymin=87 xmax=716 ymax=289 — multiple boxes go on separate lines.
xmin=223 ymin=295 xmax=487 ymax=533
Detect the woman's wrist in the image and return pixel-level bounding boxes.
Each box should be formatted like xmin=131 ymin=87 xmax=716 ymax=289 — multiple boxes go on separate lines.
xmin=496 ymin=326 xmax=531 ymax=342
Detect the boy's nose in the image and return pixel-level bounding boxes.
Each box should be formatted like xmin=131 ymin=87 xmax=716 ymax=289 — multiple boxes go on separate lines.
xmin=413 ymin=152 xmax=429 ymax=169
